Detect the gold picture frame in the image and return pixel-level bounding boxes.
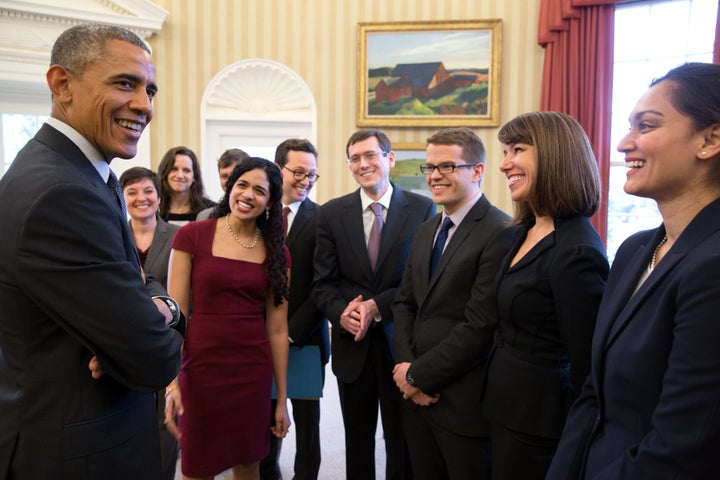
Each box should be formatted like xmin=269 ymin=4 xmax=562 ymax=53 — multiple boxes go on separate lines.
xmin=357 ymin=20 xmax=502 ymax=128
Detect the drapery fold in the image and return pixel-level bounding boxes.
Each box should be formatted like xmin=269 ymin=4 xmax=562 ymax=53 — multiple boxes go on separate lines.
xmin=538 ymin=0 xmax=619 ymax=244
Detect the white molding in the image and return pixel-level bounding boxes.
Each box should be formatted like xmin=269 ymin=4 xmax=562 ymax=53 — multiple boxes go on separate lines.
xmin=0 ymin=0 xmax=168 ymax=87
xmin=200 ymin=59 xmax=318 ymax=202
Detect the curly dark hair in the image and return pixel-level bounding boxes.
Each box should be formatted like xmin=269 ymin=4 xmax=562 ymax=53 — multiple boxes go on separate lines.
xmin=215 ymin=157 xmax=289 ymax=306
xmin=157 ymin=146 xmax=214 ymax=219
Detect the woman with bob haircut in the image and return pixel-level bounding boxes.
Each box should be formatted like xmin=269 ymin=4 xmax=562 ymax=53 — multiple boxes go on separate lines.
xmin=482 ymin=111 xmax=609 ymax=479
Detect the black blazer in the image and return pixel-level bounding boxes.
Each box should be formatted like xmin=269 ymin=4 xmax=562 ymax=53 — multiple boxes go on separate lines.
xmin=548 ymin=198 xmax=720 ymax=479
xmin=286 ymin=198 xmax=330 ymax=365
xmin=483 ymin=215 xmax=608 ymax=439
xmin=312 ymin=184 xmax=435 ymax=383
xmin=131 ymin=216 xmax=179 ymax=288
xmin=392 ymin=195 xmax=515 ymax=437
xmin=0 ymin=124 xmax=183 ymax=479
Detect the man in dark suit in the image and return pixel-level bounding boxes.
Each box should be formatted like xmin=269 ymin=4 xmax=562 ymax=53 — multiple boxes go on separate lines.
xmin=391 ymin=127 xmax=515 ymax=479
xmin=0 ymin=24 xmax=184 ymax=480
xmin=313 ymin=129 xmax=435 ymax=480
xmin=260 ymin=138 xmax=330 ymax=480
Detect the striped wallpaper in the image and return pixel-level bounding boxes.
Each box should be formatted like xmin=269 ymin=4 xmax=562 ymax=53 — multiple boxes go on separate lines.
xmin=149 ymin=0 xmax=544 ymax=212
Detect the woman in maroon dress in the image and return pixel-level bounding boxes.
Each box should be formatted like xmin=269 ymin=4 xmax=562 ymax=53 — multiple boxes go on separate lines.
xmin=165 ymin=157 xmax=291 ymax=480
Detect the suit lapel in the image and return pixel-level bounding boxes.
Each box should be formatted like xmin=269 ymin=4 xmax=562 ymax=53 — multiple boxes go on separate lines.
xmin=286 ymin=199 xmax=313 ymax=247
xmin=341 ymin=191 xmax=371 ymax=272
xmin=36 ymin=124 xmax=141 ymax=273
xmin=428 ymin=195 xmax=487 ymax=287
xmin=144 ymin=217 xmax=169 ymax=274
xmin=375 ymin=187 xmax=409 ymax=272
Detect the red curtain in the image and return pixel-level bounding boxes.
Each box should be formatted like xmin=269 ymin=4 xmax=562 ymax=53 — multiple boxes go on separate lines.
xmin=538 ymin=0 xmax=619 ymax=244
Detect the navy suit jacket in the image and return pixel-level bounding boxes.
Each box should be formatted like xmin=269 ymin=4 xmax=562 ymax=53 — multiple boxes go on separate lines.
xmin=0 ymin=124 xmax=183 ymax=479
xmin=392 ymin=195 xmax=515 ymax=437
xmin=286 ymin=198 xmax=330 ymax=366
xmin=312 ymin=184 xmax=435 ymax=383
xmin=547 ymin=197 xmax=720 ymax=479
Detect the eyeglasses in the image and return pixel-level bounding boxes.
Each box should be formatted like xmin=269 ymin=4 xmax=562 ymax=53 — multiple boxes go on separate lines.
xmin=283 ymin=166 xmax=319 ymax=182
xmin=347 ymin=151 xmax=387 ymax=165
xmin=419 ymin=163 xmax=478 ymax=175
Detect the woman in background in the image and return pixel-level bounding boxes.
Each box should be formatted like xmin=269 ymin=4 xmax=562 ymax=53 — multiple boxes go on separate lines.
xmin=548 ymin=63 xmax=720 ymax=479
xmin=483 ymin=111 xmax=609 ymax=479
xmin=165 ymin=157 xmax=291 ymax=480
xmin=120 ymin=166 xmax=180 ymax=480
xmin=158 ymin=146 xmax=215 ymax=226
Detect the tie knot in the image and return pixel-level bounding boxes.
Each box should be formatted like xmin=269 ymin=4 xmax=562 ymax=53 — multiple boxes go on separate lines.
xmin=440 ymin=216 xmax=453 ymax=232
xmin=282 ymin=206 xmax=291 ymax=217
xmin=370 ymin=202 xmax=383 ymax=217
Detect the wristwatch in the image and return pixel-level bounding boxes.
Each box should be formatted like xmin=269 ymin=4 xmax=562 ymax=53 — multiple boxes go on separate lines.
xmin=406 ymin=372 xmax=415 ymax=386
xmin=152 ymin=295 xmax=180 ymax=327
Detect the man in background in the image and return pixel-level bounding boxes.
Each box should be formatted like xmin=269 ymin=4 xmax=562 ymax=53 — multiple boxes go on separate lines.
xmin=313 ymin=129 xmax=435 ymax=479
xmin=392 ymin=127 xmax=515 ymax=479
xmin=0 ymin=23 xmax=183 ymax=479
xmin=196 ymin=147 xmax=250 ymax=220
xmin=261 ymin=138 xmax=329 ymax=480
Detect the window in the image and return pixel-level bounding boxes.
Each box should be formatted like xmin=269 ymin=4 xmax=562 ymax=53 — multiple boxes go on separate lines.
xmin=2 ymin=113 xmax=48 ymax=176
xmin=607 ymin=0 xmax=717 ymax=263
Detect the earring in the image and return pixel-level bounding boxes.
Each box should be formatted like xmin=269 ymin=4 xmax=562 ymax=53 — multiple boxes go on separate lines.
xmin=701 ymin=151 xmax=708 ymax=157
xmin=265 ymin=209 xmax=270 ymax=220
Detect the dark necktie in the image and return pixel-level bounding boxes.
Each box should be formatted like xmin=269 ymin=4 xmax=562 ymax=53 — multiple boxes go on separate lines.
xmin=430 ymin=216 xmax=453 ymax=277
xmin=368 ymin=202 xmax=384 ymax=270
xmin=106 ymin=170 xmax=126 ymax=218
xmin=282 ymin=206 xmax=291 ymax=239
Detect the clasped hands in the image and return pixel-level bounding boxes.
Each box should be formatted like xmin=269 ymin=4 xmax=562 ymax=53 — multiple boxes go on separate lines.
xmin=340 ymin=294 xmax=379 ymax=342
xmin=392 ymin=362 xmax=440 ymax=406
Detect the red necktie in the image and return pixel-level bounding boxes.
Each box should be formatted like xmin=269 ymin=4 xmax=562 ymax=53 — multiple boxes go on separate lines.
xmin=282 ymin=206 xmax=291 ymax=239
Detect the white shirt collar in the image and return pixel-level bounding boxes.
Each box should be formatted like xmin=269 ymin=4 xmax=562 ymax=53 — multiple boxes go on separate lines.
xmin=360 ymin=183 xmax=394 ymax=212
xmin=46 ymin=117 xmax=109 ymax=181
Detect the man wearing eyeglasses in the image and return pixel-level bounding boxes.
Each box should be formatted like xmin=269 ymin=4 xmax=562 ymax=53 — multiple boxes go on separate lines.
xmin=260 ymin=138 xmax=329 ymax=480
xmin=391 ymin=127 xmax=516 ymax=479
xmin=313 ymin=129 xmax=435 ymax=480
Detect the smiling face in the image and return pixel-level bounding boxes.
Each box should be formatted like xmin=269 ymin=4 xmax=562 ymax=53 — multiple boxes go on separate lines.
xmin=281 ymin=150 xmax=318 ymax=205
xmin=229 ymin=168 xmax=271 ymax=221
xmin=618 ymin=81 xmax=708 ymax=204
xmin=167 ymin=154 xmax=195 ymax=194
xmin=347 ymin=136 xmax=395 ymax=198
xmin=123 ymin=177 xmax=160 ymax=222
xmin=50 ymin=39 xmax=156 ymax=162
xmin=425 ymin=143 xmax=483 ymax=214
xmin=500 ymin=142 xmax=537 ymax=203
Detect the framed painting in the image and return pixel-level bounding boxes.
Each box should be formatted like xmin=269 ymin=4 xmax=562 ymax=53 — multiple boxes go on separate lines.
xmin=357 ymin=20 xmax=502 ymax=127
xmin=389 ymin=143 xmax=432 ymax=201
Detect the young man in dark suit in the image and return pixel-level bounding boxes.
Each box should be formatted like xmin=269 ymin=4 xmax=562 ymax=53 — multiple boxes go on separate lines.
xmin=391 ymin=127 xmax=515 ymax=479
xmin=260 ymin=138 xmax=329 ymax=480
xmin=0 ymin=24 xmax=184 ymax=479
xmin=313 ymin=129 xmax=435 ymax=480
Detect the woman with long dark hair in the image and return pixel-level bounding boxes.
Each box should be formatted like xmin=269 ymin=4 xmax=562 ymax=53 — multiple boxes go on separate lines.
xmin=165 ymin=157 xmax=291 ymax=480
xmin=157 ymin=146 xmax=215 ymax=226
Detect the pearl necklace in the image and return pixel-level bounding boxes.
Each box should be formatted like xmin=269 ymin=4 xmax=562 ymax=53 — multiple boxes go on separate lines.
xmin=225 ymin=214 xmax=260 ymax=249
xmin=649 ymin=235 xmax=667 ymax=272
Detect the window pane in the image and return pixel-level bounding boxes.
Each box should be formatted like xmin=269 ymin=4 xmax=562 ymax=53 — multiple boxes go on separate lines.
xmin=608 ymin=0 xmax=717 ymax=263
xmin=2 ymin=113 xmax=48 ymax=176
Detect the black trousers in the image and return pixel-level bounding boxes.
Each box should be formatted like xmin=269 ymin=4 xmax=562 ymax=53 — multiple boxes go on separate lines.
xmin=490 ymin=422 xmax=558 ymax=480
xmin=336 ymin=328 xmax=412 ymax=480
xmin=403 ymin=405 xmax=491 ymax=480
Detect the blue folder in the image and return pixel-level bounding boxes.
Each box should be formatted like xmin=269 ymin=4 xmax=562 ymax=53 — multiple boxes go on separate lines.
xmin=272 ymin=345 xmax=323 ymax=399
